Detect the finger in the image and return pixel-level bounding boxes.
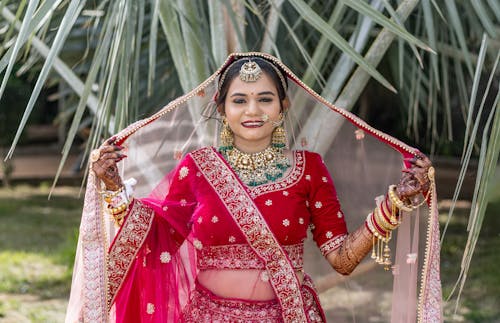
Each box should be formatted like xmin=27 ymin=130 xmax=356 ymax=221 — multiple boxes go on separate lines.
xmin=100 ymin=152 xmax=125 ymax=161
xmin=411 ymin=166 xmax=431 ymax=183
xmin=414 ymin=154 xmax=432 ymax=168
xmin=404 ymin=157 xmax=418 ymax=165
xmin=413 ymin=167 xmax=428 ymax=176
xmin=100 ymin=145 xmax=123 ymax=154
xmin=402 ymin=168 xmax=415 ymax=175
xmin=401 ymin=174 xmax=415 ymax=184
xmin=399 ymin=172 xmax=414 ymax=183
xmin=92 ymin=163 xmax=103 ymax=176
xmin=414 ymin=159 xmax=430 ymax=168
xmin=106 ymin=137 xmax=115 ymax=145
xmin=398 ymin=184 xmax=421 ymax=199
xmin=400 ymin=175 xmax=420 ymax=188
xmin=414 ymin=176 xmax=428 ymax=187
xmin=402 ymin=168 xmax=423 ymax=178
xmin=404 ymin=166 xmax=429 ymax=182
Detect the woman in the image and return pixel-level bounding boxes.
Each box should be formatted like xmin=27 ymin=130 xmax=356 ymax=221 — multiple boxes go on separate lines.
xmin=66 ymin=53 xmax=442 ymax=322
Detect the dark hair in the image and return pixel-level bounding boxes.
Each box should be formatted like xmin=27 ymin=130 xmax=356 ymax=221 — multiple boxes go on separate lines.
xmin=216 ymin=57 xmax=288 ymax=110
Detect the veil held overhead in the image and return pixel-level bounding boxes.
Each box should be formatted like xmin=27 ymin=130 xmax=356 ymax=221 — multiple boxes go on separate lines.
xmin=66 ymin=52 xmax=442 ymax=323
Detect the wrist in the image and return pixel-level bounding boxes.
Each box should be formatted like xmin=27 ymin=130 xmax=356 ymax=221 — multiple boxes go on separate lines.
xmin=100 ymin=178 xmax=136 ymax=226
xmin=105 ymin=181 xmax=123 ymax=191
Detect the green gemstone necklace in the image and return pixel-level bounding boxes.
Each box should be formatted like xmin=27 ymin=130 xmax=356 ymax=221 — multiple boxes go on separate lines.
xmin=220 ymin=145 xmax=291 ymax=187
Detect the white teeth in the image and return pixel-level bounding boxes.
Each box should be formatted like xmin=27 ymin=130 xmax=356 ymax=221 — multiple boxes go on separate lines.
xmin=243 ymin=121 xmax=264 ymax=126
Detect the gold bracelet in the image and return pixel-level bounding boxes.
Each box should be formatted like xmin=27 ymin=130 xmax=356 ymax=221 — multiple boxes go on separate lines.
xmin=365 ymin=213 xmax=392 ymax=270
xmin=108 ymin=203 xmax=129 ymax=226
xmin=112 ymin=212 xmax=126 ymax=226
xmin=381 ymin=196 xmax=399 ymax=225
xmin=109 ymin=202 xmax=129 ymax=215
xmin=100 ymin=186 xmax=124 ymax=203
xmin=374 ymin=206 xmax=398 ymax=231
xmin=388 ymin=185 xmax=413 ymax=212
xmin=365 ymin=213 xmax=389 ymax=241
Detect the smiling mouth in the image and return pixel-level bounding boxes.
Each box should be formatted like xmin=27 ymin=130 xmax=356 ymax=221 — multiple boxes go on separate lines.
xmin=241 ymin=121 xmax=265 ymax=128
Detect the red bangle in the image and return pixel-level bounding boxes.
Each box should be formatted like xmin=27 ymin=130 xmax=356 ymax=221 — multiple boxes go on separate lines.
xmin=370 ymin=212 xmax=389 ymax=236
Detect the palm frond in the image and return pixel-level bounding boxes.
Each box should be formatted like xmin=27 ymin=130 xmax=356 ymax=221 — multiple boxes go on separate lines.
xmin=0 ymin=0 xmax=40 ymax=99
xmin=461 ymin=34 xmax=489 ymax=161
xmin=298 ymin=0 xmax=421 ymax=154
xmin=288 ymin=0 xmax=396 ymax=92
xmin=5 ymin=0 xmax=85 ymax=159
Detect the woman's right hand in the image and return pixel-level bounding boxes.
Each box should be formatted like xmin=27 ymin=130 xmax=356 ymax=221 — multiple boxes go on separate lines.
xmin=91 ymin=139 xmax=126 ymax=191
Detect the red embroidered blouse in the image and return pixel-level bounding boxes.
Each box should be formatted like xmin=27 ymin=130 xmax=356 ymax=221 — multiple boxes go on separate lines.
xmin=158 ymin=149 xmax=348 ymax=270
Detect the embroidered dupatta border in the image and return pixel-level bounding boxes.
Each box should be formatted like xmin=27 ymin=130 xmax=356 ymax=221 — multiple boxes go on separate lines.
xmin=106 ymin=200 xmax=155 ymax=310
xmin=417 ymin=181 xmax=442 ymax=321
xmin=191 ymin=147 xmax=308 ymax=322
xmin=80 ymin=172 xmax=108 ymax=321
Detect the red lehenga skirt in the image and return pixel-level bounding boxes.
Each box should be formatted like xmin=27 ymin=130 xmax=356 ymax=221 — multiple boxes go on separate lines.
xmin=181 ymin=275 xmax=326 ymax=323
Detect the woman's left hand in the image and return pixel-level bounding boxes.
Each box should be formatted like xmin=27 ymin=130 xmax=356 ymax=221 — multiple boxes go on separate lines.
xmin=396 ymin=153 xmax=433 ymax=203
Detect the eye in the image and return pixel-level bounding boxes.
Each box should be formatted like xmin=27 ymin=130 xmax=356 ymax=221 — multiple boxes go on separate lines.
xmin=232 ymin=98 xmax=246 ymax=104
xmin=259 ymin=97 xmax=273 ymax=103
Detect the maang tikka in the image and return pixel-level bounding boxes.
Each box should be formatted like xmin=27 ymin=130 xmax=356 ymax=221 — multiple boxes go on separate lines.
xmin=239 ymin=60 xmax=262 ymax=82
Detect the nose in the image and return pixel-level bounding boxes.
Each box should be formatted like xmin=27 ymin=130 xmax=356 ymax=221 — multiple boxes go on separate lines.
xmin=245 ymin=99 xmax=261 ymax=116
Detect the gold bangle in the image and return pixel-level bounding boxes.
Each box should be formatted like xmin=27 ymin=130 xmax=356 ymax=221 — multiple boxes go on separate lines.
xmin=374 ymin=206 xmax=397 ymax=231
xmin=109 ymin=202 xmax=129 ymax=215
xmin=112 ymin=213 xmax=126 ymax=226
xmin=388 ymin=185 xmax=413 ymax=212
xmin=101 ymin=186 xmax=124 ymax=203
xmin=381 ymin=197 xmax=399 ymax=225
xmin=366 ymin=213 xmax=393 ymax=270
xmin=110 ymin=205 xmax=128 ymax=226
xmin=365 ymin=213 xmax=389 ymax=240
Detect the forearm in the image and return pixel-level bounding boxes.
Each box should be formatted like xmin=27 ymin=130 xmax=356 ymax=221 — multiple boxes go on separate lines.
xmin=326 ymin=186 xmax=415 ymax=275
xmin=326 ymin=224 xmax=373 ymax=275
xmin=326 ymin=157 xmax=434 ymax=276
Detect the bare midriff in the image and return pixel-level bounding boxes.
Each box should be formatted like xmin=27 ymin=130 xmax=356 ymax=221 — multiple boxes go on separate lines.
xmin=197 ymin=269 xmax=304 ymax=301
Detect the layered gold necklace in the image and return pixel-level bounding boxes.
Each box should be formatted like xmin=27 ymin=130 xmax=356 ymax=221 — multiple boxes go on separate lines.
xmin=221 ymin=146 xmax=291 ymax=187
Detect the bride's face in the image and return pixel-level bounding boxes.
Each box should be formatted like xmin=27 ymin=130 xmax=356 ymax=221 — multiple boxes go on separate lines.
xmin=224 ymin=72 xmax=282 ymax=153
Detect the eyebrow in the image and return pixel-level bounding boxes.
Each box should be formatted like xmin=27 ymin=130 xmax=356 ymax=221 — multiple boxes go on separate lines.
xmin=230 ymin=91 xmax=276 ymax=97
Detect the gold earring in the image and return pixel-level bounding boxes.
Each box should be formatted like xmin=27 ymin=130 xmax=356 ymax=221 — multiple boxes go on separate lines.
xmin=272 ymin=113 xmax=287 ymax=149
xmin=220 ymin=117 xmax=234 ymax=151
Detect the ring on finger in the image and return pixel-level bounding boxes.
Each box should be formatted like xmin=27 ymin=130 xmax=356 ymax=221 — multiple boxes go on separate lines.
xmin=90 ymin=149 xmax=101 ymax=163
xmin=427 ymin=166 xmax=435 ymax=181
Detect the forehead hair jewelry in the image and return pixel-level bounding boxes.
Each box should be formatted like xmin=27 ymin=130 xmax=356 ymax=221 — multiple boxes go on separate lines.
xmin=239 ymin=60 xmax=262 ymax=82
xmin=218 ymin=57 xmax=288 ymax=93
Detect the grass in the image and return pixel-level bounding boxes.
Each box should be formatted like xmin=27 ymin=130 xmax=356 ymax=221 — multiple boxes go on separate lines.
xmin=0 ymin=185 xmax=82 ymax=322
xmin=440 ymin=191 xmax=500 ymax=322
xmin=0 ymin=184 xmax=499 ymax=322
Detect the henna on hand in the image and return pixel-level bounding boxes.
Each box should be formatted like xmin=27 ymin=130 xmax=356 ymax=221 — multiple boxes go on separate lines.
xmin=91 ymin=139 xmax=126 ymax=191
xmin=397 ymin=153 xmax=433 ymax=202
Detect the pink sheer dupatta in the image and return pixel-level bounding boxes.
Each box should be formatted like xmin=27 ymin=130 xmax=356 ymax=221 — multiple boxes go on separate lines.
xmin=110 ymin=161 xmax=199 ymax=322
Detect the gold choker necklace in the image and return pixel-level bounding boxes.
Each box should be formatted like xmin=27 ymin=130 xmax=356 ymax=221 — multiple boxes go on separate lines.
xmin=221 ymin=146 xmax=290 ymax=186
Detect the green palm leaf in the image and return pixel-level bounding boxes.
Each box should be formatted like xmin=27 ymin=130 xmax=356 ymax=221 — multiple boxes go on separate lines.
xmin=288 ymin=0 xmax=396 ymax=92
